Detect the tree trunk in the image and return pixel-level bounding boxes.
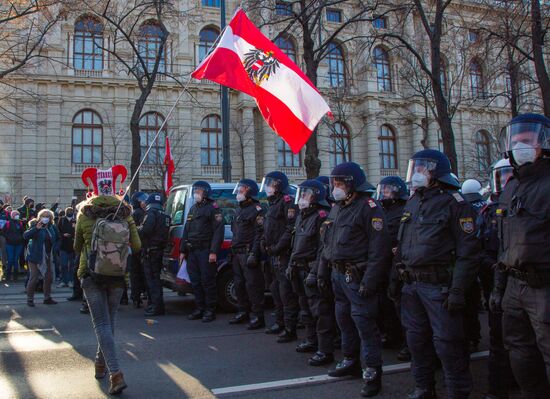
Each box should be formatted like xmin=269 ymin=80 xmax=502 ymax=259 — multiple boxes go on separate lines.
xmin=531 ymin=0 xmax=550 ymax=117
xmin=507 ymin=57 xmax=520 ymax=117
xmin=129 ymin=92 xmax=149 ymax=193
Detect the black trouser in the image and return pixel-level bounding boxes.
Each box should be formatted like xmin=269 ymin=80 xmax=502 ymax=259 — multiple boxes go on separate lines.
xmin=232 ymin=253 xmax=264 ymax=318
xmin=72 ymin=257 xmax=83 ymax=299
xmin=130 ymin=252 xmax=147 ymax=303
xmin=264 ymin=258 xmax=283 ymax=325
xmin=142 ymin=248 xmax=164 ymax=312
xmin=187 ymin=249 xmax=217 ymax=312
xmin=271 ymin=256 xmax=299 ymax=330
xmin=464 ymin=281 xmax=481 ymax=346
xmin=291 ymin=268 xmax=315 ymax=340
xmin=378 ymin=290 xmax=404 ymax=345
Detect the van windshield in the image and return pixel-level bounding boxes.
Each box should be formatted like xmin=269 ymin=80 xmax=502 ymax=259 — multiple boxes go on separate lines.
xmin=166 ymin=188 xmax=187 ymax=225
xmin=210 ymin=189 xmax=269 ymax=225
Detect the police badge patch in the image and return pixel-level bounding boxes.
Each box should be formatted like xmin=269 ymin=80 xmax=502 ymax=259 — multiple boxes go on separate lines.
xmin=459 ymin=217 xmax=474 ymax=234
xmin=372 ymin=217 xmax=383 ymax=231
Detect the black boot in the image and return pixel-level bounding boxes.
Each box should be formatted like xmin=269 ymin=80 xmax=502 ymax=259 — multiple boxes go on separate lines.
xmin=80 ymin=302 xmax=89 ymax=314
xmin=265 ymin=322 xmax=285 ymax=335
xmin=229 ymin=312 xmax=248 ymax=325
xmin=407 ymin=386 xmax=437 ymax=399
xmin=296 ymin=338 xmax=317 ymax=353
xmin=360 ymin=367 xmax=382 ymax=397
xmin=328 ymin=357 xmax=361 ymax=377
xmin=144 ymin=306 xmax=165 ymax=317
xmin=276 ymin=328 xmax=297 ymax=343
xmin=308 ymin=352 xmax=334 ymax=366
xmin=188 ymin=309 xmax=203 ymax=320
xmin=247 ymin=315 xmax=265 ymax=330
xmin=202 ymin=310 xmax=216 ymax=323
xmin=397 ymin=345 xmax=411 ymax=362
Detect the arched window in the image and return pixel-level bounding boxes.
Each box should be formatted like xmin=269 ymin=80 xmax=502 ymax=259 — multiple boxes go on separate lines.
xmin=440 ymin=59 xmax=448 ymax=93
xmin=139 ymin=112 xmax=166 ymax=165
xmin=329 ymin=122 xmax=351 ymax=167
xmin=138 ymin=20 xmax=167 ymax=73
xmin=201 ymin=115 xmax=222 ymax=166
xmin=74 ymin=16 xmax=104 ymax=70
xmin=470 ymin=60 xmax=484 ymax=98
xmin=198 ymin=27 xmax=220 ymax=63
xmin=374 ymin=46 xmax=392 ymax=92
xmin=72 ymin=110 xmax=103 ymax=164
xmin=475 ymin=130 xmax=492 ymax=172
xmin=379 ymin=125 xmax=397 ymax=169
xmin=277 ymin=138 xmax=301 ymax=167
xmin=274 ymin=36 xmax=296 ymax=63
xmin=327 ymin=42 xmax=346 ymax=87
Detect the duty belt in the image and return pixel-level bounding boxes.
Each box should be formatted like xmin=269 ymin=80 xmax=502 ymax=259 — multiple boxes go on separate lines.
xmin=508 ymin=268 xmax=550 ymax=288
xmin=291 ymin=258 xmax=315 ymax=268
xmin=231 ymin=246 xmax=249 ymax=254
xmin=331 ymin=261 xmax=359 ymax=274
xmin=400 ymin=268 xmax=450 ymax=285
xmin=188 ymin=241 xmax=210 ymax=251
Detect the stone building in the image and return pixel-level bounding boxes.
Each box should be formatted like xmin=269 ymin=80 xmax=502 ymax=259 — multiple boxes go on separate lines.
xmin=0 ymin=0 xmax=543 ymax=206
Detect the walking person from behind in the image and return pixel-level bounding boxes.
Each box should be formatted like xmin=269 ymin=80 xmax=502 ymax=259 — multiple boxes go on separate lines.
xmin=180 ymin=181 xmax=224 ymax=323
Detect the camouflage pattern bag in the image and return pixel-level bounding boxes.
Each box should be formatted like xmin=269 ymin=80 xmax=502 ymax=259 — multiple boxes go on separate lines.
xmin=88 ymin=216 xmax=130 ymax=282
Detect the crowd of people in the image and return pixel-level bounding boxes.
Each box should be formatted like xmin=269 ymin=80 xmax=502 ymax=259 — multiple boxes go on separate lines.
xmin=0 ymin=113 xmax=548 ymax=399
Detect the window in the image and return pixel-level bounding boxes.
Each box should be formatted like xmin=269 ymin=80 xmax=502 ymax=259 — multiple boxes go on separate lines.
xmin=329 ymin=122 xmax=351 ymax=167
xmin=326 ymin=9 xmax=342 ymax=23
xmin=468 ymin=30 xmax=479 ymax=43
xmin=374 ymin=46 xmax=392 ymax=92
xmin=277 ymin=138 xmax=301 ymax=167
xmin=138 ymin=20 xmax=167 ymax=73
xmin=72 ymin=110 xmax=103 ymax=164
xmin=475 ymin=130 xmax=492 ymax=172
xmin=139 ymin=112 xmax=166 ymax=165
xmin=73 ymin=16 xmax=103 ymax=70
xmin=372 ymin=16 xmax=388 ymax=29
xmin=379 ymin=125 xmax=397 ymax=169
xmin=201 ymin=115 xmax=222 ymax=166
xmin=440 ymin=60 xmax=448 ymax=93
xmin=275 ymin=1 xmax=293 ymax=16
xmin=327 ymin=42 xmax=346 ymax=87
xmin=202 ymin=0 xmax=220 ymax=7
xmin=469 ymin=60 xmax=485 ymax=98
xmin=274 ymin=36 xmax=296 ymax=62
xmin=198 ymin=27 xmax=220 ymax=63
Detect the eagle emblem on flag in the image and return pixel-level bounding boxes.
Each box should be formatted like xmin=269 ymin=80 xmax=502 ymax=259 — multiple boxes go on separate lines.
xmin=243 ymin=49 xmax=280 ymax=85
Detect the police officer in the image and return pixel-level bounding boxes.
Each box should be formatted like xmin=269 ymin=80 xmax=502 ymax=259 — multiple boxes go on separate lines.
xmin=139 ymin=193 xmax=170 ymax=317
xmin=395 ymin=149 xmax=479 ymax=399
xmin=495 ymin=113 xmax=550 ymax=398
xmin=315 ymin=176 xmax=335 ymax=206
xmin=461 ymin=179 xmax=486 ymax=213
xmin=261 ymin=171 xmax=300 ymax=342
xmin=130 ymin=191 xmax=148 ymax=308
xmin=228 ymin=179 xmax=265 ymax=330
xmin=317 ymin=162 xmax=392 ymax=397
xmin=376 ymin=176 xmax=410 ymax=361
xmin=180 ymin=181 xmax=224 ymax=323
xmin=478 ymin=158 xmax=515 ymax=399
xmin=287 ymin=180 xmax=335 ymax=366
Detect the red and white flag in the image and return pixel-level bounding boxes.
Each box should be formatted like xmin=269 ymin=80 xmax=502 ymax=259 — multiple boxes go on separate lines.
xmin=163 ymin=136 xmax=175 ymax=195
xmin=192 ymin=9 xmax=331 ymax=154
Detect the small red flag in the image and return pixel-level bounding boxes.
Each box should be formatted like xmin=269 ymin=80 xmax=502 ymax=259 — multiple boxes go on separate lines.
xmin=163 ymin=137 xmax=175 ymax=195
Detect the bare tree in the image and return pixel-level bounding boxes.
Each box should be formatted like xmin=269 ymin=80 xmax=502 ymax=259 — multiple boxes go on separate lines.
xmin=231 ymin=117 xmax=255 ymax=180
xmin=530 ymin=0 xmax=550 ymax=116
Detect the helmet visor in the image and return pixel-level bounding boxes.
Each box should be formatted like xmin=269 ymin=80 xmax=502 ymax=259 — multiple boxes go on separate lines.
xmin=405 ymin=158 xmax=438 ymax=185
xmin=329 ymin=175 xmax=353 ymax=195
xmin=376 ymin=184 xmax=400 ymax=201
xmin=294 ymin=186 xmax=318 ymax=205
xmin=498 ymin=122 xmax=550 ymax=153
xmin=260 ymin=177 xmax=281 ymax=193
xmin=191 ymin=186 xmax=208 ymax=198
xmin=491 ymin=165 xmax=514 ymax=194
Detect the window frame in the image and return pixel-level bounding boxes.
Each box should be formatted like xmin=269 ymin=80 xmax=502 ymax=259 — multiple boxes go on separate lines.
xmin=201 ymin=0 xmax=220 ymax=7
xmin=200 ymin=114 xmax=223 ymax=167
xmin=329 ymin=122 xmax=352 ymax=167
xmin=469 ymin=60 xmax=485 ymax=98
xmin=275 ymin=1 xmax=293 ymax=16
xmin=277 ymin=138 xmax=301 ymax=167
xmin=327 ymin=42 xmax=346 ymax=88
xmin=374 ymin=46 xmax=392 ymax=92
xmin=139 ymin=112 xmax=167 ymax=165
xmin=326 ymin=9 xmax=342 ymax=23
xmin=198 ymin=26 xmax=220 ymax=64
xmin=73 ymin=16 xmax=104 ymax=71
xmin=475 ymin=130 xmax=492 ymax=172
xmin=274 ymin=35 xmax=296 ymax=63
xmin=372 ymin=16 xmax=388 ymax=29
xmin=138 ymin=20 xmax=167 ymax=73
xmin=379 ymin=124 xmax=398 ymax=170
xmin=71 ymin=109 xmax=103 ymax=165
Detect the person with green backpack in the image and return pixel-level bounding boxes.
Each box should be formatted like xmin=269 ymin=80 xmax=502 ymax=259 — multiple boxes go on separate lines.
xmin=74 ymin=184 xmax=141 ymax=395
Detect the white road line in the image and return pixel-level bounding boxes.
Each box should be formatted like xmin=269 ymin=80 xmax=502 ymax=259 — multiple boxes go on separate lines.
xmin=211 ymin=351 xmax=490 ymax=396
xmin=0 ymin=327 xmax=57 ymax=334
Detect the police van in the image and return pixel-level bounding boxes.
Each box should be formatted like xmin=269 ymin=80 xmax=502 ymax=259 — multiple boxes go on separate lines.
xmin=163 ymin=183 xmax=296 ymax=312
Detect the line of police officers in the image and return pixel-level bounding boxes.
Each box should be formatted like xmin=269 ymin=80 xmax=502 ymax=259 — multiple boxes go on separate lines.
xmin=143 ymin=113 xmax=550 ymax=399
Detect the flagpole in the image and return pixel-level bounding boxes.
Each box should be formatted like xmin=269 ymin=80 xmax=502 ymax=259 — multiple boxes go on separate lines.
xmin=220 ymin=0 xmax=232 ymax=182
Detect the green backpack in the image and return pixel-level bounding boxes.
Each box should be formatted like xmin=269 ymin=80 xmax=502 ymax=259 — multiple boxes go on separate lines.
xmin=88 ymin=216 xmax=130 ymax=282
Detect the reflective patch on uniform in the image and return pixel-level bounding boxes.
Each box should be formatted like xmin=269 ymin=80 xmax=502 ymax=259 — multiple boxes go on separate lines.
xmin=401 ymin=212 xmax=411 ymax=222
xmin=452 ymin=192 xmax=465 ymax=203
xmin=287 ymin=208 xmax=296 ymax=219
xmin=367 ymin=198 xmax=377 ymax=208
xmin=215 ymin=213 xmax=223 ymax=223
xmin=256 ymin=205 xmax=263 ymax=212
xmin=256 ymin=215 xmax=264 ymax=226
xmin=496 ymin=208 xmax=503 ymax=215
xmin=459 ymin=217 xmax=474 ymax=234
xmin=372 ymin=217 xmax=383 ymax=231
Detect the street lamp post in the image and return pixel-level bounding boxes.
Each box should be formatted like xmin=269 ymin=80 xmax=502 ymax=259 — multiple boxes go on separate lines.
xmin=220 ymin=0 xmax=231 ymax=182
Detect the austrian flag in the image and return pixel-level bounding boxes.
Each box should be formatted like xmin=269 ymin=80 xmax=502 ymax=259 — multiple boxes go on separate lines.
xmin=192 ymin=9 xmax=331 ymax=154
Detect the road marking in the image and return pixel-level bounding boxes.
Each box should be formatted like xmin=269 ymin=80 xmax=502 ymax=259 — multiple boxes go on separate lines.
xmin=0 ymin=327 xmax=57 ymax=334
xmin=211 ymin=350 xmax=490 ymax=396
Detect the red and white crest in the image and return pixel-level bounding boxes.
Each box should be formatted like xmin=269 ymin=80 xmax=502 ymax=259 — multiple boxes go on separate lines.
xmin=81 ymin=165 xmax=128 ymax=197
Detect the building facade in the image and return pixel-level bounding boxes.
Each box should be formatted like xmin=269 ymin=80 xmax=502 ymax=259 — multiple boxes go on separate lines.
xmin=0 ymin=0 xmax=543 ymax=206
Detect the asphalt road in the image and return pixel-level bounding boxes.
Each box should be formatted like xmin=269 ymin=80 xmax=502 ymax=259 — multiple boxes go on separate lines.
xmin=0 ymin=280 xmax=520 ymax=399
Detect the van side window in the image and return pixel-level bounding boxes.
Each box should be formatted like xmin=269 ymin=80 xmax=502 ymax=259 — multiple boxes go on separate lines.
xmin=166 ymin=188 xmax=187 ymax=225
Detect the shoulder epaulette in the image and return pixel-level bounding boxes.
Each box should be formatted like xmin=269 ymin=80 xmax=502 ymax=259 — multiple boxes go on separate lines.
xmin=366 ymin=198 xmax=377 ymax=208
xmin=451 ymin=192 xmax=465 ymax=203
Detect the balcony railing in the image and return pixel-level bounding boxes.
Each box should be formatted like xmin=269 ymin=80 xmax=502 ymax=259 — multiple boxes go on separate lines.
xmin=72 ymin=163 xmax=102 ymax=174
xmin=201 ymin=165 xmax=222 ymax=176
xmin=380 ymin=168 xmax=399 ymax=177
xmin=73 ymin=69 xmax=103 ymax=78
xmin=281 ymin=166 xmax=306 ymax=177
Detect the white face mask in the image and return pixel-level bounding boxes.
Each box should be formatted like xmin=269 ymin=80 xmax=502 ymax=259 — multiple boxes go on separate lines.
xmin=411 ymin=172 xmax=429 ymax=189
xmin=41 ymin=217 xmax=50 ymax=224
xmin=332 ymin=187 xmax=347 ymax=201
xmin=236 ymin=193 xmax=246 ymax=203
xmin=298 ymin=198 xmax=310 ymax=210
xmin=193 ymin=193 xmax=203 ymax=203
xmin=512 ymin=142 xmax=537 ymax=166
xmin=13 ymin=215 xmax=19 ymax=221
xmin=265 ymin=186 xmax=276 ymax=197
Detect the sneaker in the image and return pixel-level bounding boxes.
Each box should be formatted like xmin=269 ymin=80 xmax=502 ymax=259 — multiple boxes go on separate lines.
xmin=43 ymin=298 xmax=58 ymax=305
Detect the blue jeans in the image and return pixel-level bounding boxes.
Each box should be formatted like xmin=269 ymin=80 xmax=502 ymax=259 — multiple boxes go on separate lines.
xmin=59 ymin=251 xmax=75 ymax=285
xmin=5 ymin=244 xmax=23 ymax=279
xmin=82 ymin=277 xmax=124 ymax=374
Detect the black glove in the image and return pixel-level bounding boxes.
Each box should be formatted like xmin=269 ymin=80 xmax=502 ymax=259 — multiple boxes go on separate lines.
xmin=489 ymin=288 xmax=504 ymax=313
xmin=317 ymin=277 xmax=330 ymax=295
xmin=358 ymin=283 xmax=376 ymax=298
xmin=443 ymin=287 xmax=465 ymax=314
xmin=285 ymin=265 xmax=295 ymax=281
xmin=246 ymin=253 xmax=258 ymax=268
xmin=305 ymin=273 xmax=317 ymax=288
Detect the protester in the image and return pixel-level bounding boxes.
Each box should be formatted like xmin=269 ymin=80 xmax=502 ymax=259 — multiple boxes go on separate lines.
xmin=2 ymin=210 xmax=25 ymax=282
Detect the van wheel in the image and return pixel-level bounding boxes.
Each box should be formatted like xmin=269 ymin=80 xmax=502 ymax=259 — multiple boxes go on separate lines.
xmin=217 ymin=268 xmax=237 ymax=313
